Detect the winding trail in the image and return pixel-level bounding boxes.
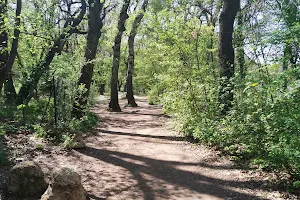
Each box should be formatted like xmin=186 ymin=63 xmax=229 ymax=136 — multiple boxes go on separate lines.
xmin=34 ymin=96 xmax=284 ymax=200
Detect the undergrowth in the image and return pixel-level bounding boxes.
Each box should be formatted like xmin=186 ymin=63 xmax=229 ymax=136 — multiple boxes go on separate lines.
xmin=0 ymin=97 xmax=99 ymax=150
xmin=151 ymin=69 xmax=300 ymax=191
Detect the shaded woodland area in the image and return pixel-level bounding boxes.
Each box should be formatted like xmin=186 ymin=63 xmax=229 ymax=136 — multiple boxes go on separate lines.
xmin=0 ymin=0 xmax=299 ymax=198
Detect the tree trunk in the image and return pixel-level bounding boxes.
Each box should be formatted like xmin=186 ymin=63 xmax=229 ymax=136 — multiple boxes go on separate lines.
xmin=283 ymin=44 xmax=291 ymax=71
xmin=16 ymin=40 xmax=65 ymax=105
xmin=218 ymin=0 xmax=240 ymax=115
xmin=72 ymin=0 xmax=104 ymax=118
xmin=118 ymin=80 xmax=122 ymax=92
xmin=109 ymin=0 xmax=130 ymax=112
xmin=3 ymin=0 xmax=21 ymax=100
xmin=4 ymin=73 xmax=17 ymax=103
xmin=236 ymin=10 xmax=245 ymax=79
xmin=126 ymin=0 xmax=149 ymax=107
xmin=16 ymin=0 xmax=86 ymax=105
xmin=99 ymin=84 xmax=105 ymax=95
xmin=0 ymin=0 xmax=8 ymax=93
xmin=281 ymin=0 xmax=298 ymax=69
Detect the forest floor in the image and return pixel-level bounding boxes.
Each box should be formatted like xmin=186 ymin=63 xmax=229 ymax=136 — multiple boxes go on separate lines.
xmin=0 ymin=95 xmax=298 ymax=200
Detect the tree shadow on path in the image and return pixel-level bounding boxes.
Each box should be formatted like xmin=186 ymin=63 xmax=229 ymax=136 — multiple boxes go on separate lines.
xmin=96 ymin=111 xmax=169 ymax=118
xmin=77 ymin=147 xmax=267 ymax=200
xmin=97 ymin=129 xmax=184 ymax=141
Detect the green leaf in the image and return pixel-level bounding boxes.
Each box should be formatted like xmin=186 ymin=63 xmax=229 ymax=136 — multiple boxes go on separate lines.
xmin=17 ymin=104 xmax=26 ymax=109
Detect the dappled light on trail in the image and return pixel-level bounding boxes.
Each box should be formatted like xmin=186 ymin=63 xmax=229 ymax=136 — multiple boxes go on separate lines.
xmin=32 ymin=96 xmax=281 ymax=200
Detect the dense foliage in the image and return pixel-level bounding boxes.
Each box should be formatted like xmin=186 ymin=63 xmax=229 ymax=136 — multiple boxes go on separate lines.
xmin=134 ymin=0 xmax=300 ymax=187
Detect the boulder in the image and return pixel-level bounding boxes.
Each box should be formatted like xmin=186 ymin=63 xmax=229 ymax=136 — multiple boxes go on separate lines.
xmin=7 ymin=161 xmax=47 ymax=197
xmin=41 ymin=167 xmax=87 ymax=200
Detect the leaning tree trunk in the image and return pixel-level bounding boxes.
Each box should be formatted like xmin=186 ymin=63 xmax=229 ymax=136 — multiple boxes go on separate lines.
xmin=126 ymin=0 xmax=149 ymax=107
xmin=72 ymin=0 xmax=105 ymax=118
xmin=0 ymin=0 xmax=8 ymax=93
xmin=109 ymin=0 xmax=130 ymax=112
xmin=16 ymin=39 xmax=66 ymax=105
xmin=218 ymin=0 xmax=240 ymax=115
xmin=16 ymin=0 xmax=86 ymax=105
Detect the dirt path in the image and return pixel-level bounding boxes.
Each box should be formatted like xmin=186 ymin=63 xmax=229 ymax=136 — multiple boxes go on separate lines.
xmin=3 ymin=96 xmax=292 ymax=200
xmin=33 ymin=96 xmax=290 ymax=200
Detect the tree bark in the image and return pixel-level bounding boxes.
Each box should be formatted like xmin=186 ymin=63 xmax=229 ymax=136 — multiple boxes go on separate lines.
xmin=118 ymin=80 xmax=122 ymax=92
xmin=126 ymin=0 xmax=149 ymax=107
xmin=4 ymin=73 xmax=17 ymax=103
xmin=0 ymin=0 xmax=8 ymax=93
xmin=236 ymin=10 xmax=245 ymax=79
xmin=109 ymin=0 xmax=130 ymax=112
xmin=218 ymin=0 xmax=240 ymax=115
xmin=16 ymin=0 xmax=86 ymax=105
xmin=99 ymin=84 xmax=105 ymax=95
xmin=2 ymin=0 xmax=21 ymax=101
xmin=16 ymin=37 xmax=67 ymax=105
xmin=72 ymin=0 xmax=105 ymax=118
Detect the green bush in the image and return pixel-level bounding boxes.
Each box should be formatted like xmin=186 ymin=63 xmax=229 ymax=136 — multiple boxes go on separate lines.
xmin=69 ymin=112 xmax=99 ymax=133
xmin=147 ymin=88 xmax=161 ymax=105
xmin=149 ymin=59 xmax=300 ymax=188
xmin=33 ymin=124 xmax=47 ymax=138
xmin=62 ymin=134 xmax=76 ymax=149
